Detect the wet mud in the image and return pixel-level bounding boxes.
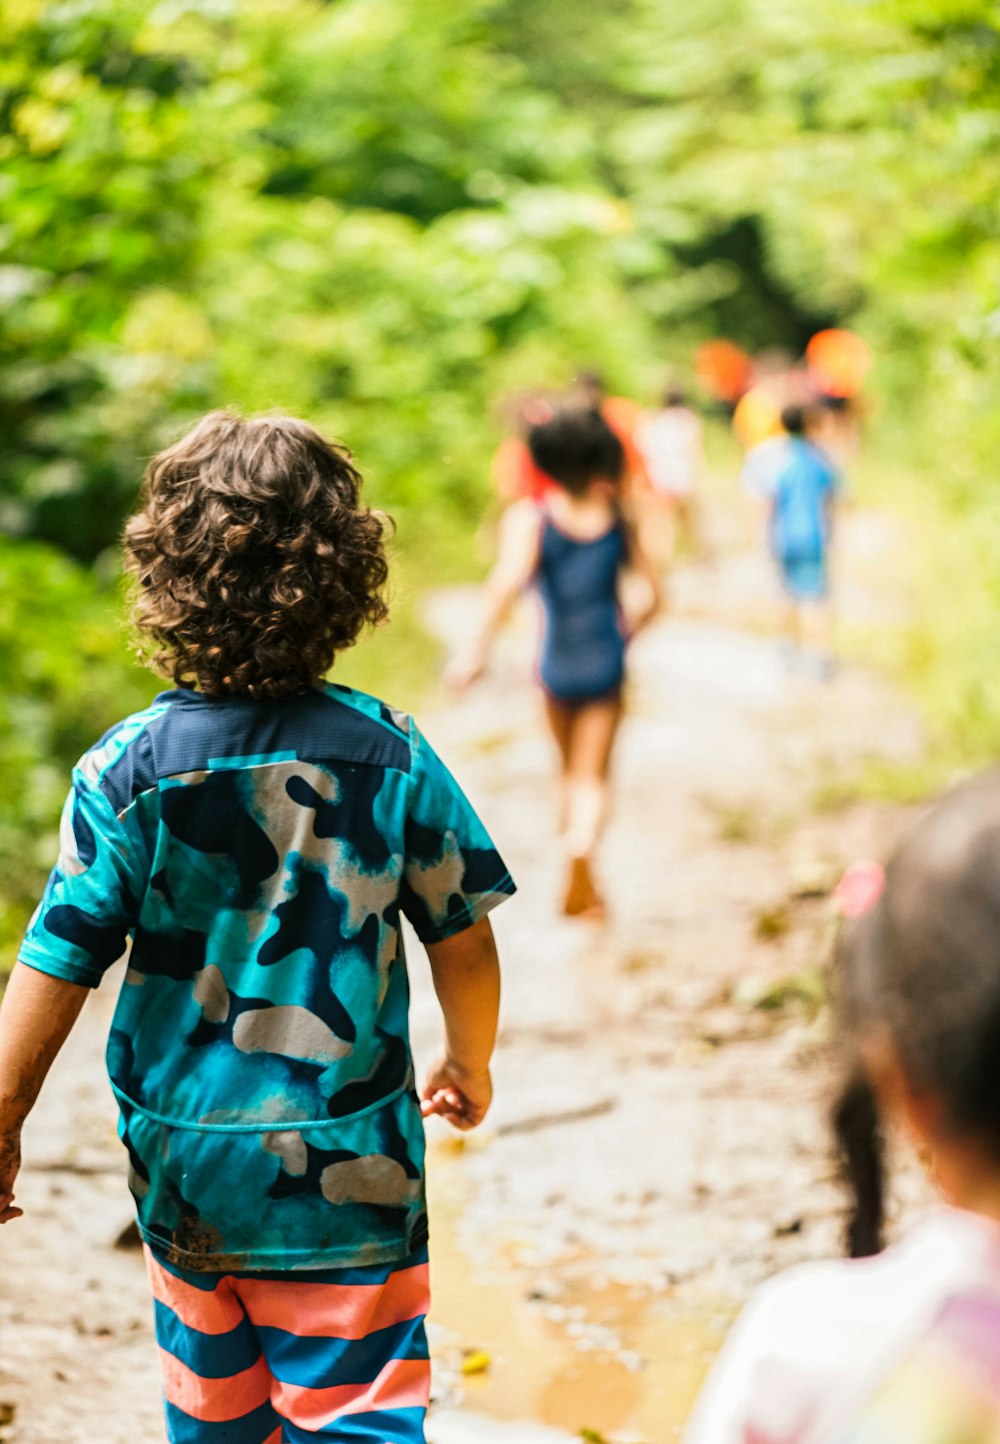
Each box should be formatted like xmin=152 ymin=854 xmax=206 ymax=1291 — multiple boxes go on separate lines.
xmin=428 ymin=1144 xmax=733 ymax=1441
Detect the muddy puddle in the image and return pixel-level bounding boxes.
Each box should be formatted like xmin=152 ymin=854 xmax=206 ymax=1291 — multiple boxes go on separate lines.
xmin=427 ymin=1142 xmax=734 ymax=1442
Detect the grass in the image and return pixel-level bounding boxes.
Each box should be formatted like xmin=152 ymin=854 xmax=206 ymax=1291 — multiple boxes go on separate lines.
xmin=700 ymin=791 xmax=798 ymax=845
xmin=712 ymin=802 xmax=759 ymax=844
xmin=847 ymin=421 xmax=1000 ymax=764
xmin=753 ymin=903 xmax=791 ymax=941
xmin=812 ymin=754 xmax=962 ymax=814
xmin=800 ymin=408 xmax=1000 ymax=813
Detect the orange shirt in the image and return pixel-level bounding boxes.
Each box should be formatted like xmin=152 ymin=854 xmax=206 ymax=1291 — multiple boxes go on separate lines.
xmin=806 ymin=329 xmax=872 ymax=400
xmin=491 ymin=398 xmax=650 ymax=501
xmin=602 ymin=396 xmax=651 ymax=495
xmin=696 ymin=340 xmax=753 ymax=405
xmin=491 ymin=435 xmax=552 ymax=502
xmin=732 ymin=383 xmax=784 ymax=452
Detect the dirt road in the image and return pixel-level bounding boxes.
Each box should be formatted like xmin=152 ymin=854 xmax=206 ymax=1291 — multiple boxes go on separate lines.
xmin=0 ymin=506 xmax=928 ymax=1444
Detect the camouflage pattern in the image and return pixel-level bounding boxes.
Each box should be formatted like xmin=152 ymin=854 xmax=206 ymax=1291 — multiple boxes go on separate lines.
xmin=19 ymin=685 xmax=514 ymax=1272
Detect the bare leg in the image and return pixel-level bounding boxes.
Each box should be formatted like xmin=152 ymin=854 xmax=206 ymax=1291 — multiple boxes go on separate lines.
xmin=800 ymin=597 xmax=836 ymax=677
xmin=640 ymin=496 xmax=676 ymax=571
xmin=676 ymin=493 xmax=710 ymax=561
xmin=542 ymin=692 xmax=576 ymax=835
xmin=561 ymin=697 xmax=623 ymax=917
xmin=778 ymin=594 xmax=800 ymax=643
xmin=543 ymin=694 xmax=594 ymax=915
xmin=564 ymin=697 xmax=622 ymax=854
xmin=801 ymin=598 xmax=834 ymax=651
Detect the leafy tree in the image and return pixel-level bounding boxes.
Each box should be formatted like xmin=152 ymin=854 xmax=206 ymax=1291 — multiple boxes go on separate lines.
xmin=0 ymin=538 xmax=155 ymax=952
xmin=0 ymin=0 xmax=225 ymax=557
xmin=4 ymin=0 xmax=1000 ymax=962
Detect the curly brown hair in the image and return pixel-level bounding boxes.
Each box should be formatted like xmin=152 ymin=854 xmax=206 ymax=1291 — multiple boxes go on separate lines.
xmin=125 ymin=411 xmax=389 ymax=701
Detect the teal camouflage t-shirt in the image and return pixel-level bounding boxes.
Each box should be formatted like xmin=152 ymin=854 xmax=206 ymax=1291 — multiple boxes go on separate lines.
xmin=18 ymin=684 xmax=515 ymax=1272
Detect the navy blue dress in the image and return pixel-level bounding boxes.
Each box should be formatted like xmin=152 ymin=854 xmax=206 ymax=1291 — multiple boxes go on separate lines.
xmin=536 ymin=512 xmax=628 ymax=704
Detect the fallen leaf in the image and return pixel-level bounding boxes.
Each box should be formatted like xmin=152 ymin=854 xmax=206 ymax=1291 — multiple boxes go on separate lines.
xmin=754 ymin=904 xmax=790 ymax=940
xmin=461 ymin=1349 xmax=491 ymax=1376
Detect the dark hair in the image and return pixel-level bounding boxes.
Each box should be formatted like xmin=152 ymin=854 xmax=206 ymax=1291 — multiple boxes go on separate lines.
xmin=832 ymin=1071 xmax=885 ymax=1257
xmin=527 ymin=405 xmax=624 ymax=496
xmin=125 ymin=411 xmax=389 ymax=701
xmin=834 ymin=770 xmax=1000 ymax=1254
xmin=575 ymin=368 xmax=606 ymax=399
xmin=781 ymin=403 xmax=807 ymax=435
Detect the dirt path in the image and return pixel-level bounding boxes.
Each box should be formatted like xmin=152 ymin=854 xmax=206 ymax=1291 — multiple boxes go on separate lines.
xmin=0 ymin=505 xmax=929 ymax=1444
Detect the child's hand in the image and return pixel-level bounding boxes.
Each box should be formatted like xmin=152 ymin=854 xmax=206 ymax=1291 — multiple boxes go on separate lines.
xmin=420 ymin=1057 xmax=492 ymax=1131
xmin=0 ymin=1129 xmax=23 ymax=1224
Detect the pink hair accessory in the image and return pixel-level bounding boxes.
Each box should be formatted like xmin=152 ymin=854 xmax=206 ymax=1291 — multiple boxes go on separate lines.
xmin=834 ymin=859 xmax=886 ymax=919
xmin=522 ymin=398 xmax=554 ymax=425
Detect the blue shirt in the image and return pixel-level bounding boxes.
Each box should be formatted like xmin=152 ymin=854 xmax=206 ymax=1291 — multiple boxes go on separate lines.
xmin=19 ymin=684 xmax=515 ymax=1272
xmin=768 ymin=438 xmax=838 ymax=562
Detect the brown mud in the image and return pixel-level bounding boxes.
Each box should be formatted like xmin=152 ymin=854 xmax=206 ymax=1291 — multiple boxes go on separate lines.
xmin=0 ymin=498 xmax=931 ymax=1443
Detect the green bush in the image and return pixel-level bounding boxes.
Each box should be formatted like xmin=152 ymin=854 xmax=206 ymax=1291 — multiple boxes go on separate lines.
xmin=0 ymin=540 xmax=156 ymax=961
xmin=5 ymin=0 xmax=1000 ymax=962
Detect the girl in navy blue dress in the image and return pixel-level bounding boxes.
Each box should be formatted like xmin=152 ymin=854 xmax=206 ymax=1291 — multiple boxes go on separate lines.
xmin=448 ymin=405 xmax=662 ymax=919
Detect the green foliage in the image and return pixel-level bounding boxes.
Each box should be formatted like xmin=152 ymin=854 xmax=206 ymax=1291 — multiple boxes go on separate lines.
xmin=3 ymin=0 xmax=1000 ymax=962
xmin=0 ymin=539 xmax=155 ymax=955
xmin=0 ymin=0 xmax=662 ymax=562
xmin=0 ymin=0 xmax=221 ymax=556
xmin=3 ymin=0 xmax=998 ymax=559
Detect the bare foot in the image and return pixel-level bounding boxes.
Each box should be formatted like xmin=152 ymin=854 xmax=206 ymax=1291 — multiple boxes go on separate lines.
xmin=562 ymin=856 xmax=604 ymax=920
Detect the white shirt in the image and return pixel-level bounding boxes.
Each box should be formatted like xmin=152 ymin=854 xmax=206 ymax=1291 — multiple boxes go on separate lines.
xmin=637 ymin=407 xmax=702 ymax=495
xmin=685 ymin=1208 xmax=1000 ymax=1444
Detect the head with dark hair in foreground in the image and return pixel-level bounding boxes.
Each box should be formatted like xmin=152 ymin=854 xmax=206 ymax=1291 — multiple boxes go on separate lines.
xmin=834 ymin=770 xmax=1000 ymax=1256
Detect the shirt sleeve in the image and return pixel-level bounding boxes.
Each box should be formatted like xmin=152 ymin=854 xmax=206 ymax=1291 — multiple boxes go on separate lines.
xmin=399 ymin=723 xmax=516 ymax=944
xmin=684 ymin=1263 xmax=860 ymax=1444
xmin=684 ymin=1290 xmax=776 ymax=1444
xmin=17 ymin=770 xmax=142 ymax=988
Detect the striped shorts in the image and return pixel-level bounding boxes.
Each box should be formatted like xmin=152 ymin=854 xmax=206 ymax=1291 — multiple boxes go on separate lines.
xmin=145 ymin=1245 xmax=430 ymax=1443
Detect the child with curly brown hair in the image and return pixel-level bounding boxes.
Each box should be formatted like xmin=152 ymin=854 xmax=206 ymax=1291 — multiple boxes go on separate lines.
xmin=0 ymin=412 xmax=515 ymax=1443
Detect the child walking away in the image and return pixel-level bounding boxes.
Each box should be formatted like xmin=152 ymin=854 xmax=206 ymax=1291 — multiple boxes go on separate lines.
xmin=447 ymin=405 xmax=661 ymax=923
xmin=685 ymin=771 xmax=1000 ymax=1444
xmin=753 ymin=403 xmax=840 ymax=678
xmin=636 ymin=384 xmax=707 ymax=566
xmin=0 ymin=413 xmax=515 ymax=1443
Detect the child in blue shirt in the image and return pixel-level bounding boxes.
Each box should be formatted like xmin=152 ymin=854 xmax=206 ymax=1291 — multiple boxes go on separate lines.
xmin=748 ymin=403 xmax=840 ymax=676
xmin=0 ymin=412 xmax=515 ymax=1443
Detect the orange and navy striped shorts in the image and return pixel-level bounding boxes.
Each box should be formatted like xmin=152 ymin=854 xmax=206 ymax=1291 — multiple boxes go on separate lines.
xmin=145 ymin=1245 xmax=430 ymax=1442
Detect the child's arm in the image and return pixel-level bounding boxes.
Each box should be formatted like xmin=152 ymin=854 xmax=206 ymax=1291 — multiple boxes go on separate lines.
xmin=0 ymin=963 xmax=89 ymax=1223
xmin=621 ymin=507 xmax=665 ymax=637
xmin=444 ymin=500 xmax=542 ymax=692
xmin=420 ymin=917 xmax=500 ymax=1131
xmin=691 ymin=412 xmax=707 ymax=479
